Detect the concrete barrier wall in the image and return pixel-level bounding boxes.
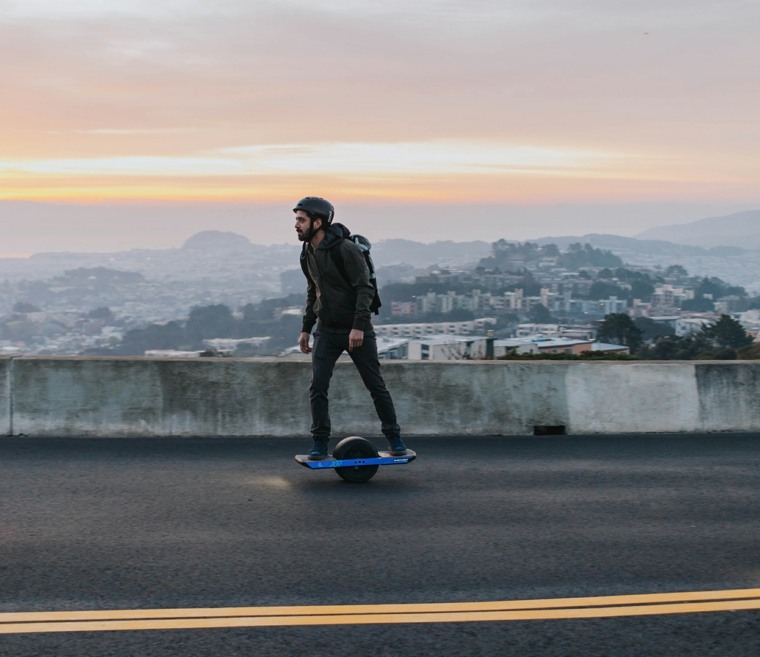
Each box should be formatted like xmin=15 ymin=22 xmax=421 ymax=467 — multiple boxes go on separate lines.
xmin=2 ymin=357 xmax=759 ymax=437
xmin=0 ymin=359 xmax=10 ymax=435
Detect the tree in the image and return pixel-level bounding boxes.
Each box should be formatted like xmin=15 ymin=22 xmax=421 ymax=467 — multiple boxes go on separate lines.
xmin=528 ymin=303 xmax=553 ymax=324
xmin=514 ymin=271 xmax=541 ymax=296
xmin=681 ymin=296 xmax=715 ymax=312
xmin=634 ymin=317 xmax=675 ymax=342
xmin=118 ymin=321 xmax=186 ymax=355
xmin=185 ymin=304 xmax=235 ymax=346
xmin=597 ymin=313 xmax=644 ymax=352
xmin=597 ymin=268 xmax=615 ymax=280
xmin=640 ymin=317 xmax=753 ymax=361
xmin=699 ymin=315 xmax=754 ymax=349
xmin=738 ymin=343 xmax=760 ymax=359
xmin=665 ymin=264 xmax=688 ymax=278
xmin=640 ymin=335 xmax=699 ymax=360
xmin=557 ymin=243 xmax=623 ymax=269
xmin=630 ymin=280 xmax=654 ymax=301
xmin=700 ymin=277 xmax=746 ymax=299
xmin=88 ymin=307 xmax=114 ymax=322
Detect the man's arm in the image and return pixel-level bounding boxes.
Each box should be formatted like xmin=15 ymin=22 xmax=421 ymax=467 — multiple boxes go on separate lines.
xmin=300 ymin=252 xmax=317 ymax=351
xmin=300 ymin=258 xmax=317 ymax=336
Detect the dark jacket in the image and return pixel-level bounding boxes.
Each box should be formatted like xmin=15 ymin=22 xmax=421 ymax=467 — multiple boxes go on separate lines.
xmin=300 ymin=224 xmax=375 ymax=334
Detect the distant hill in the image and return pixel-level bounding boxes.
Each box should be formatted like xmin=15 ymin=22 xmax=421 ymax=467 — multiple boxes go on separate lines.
xmin=635 ymin=210 xmax=760 ymax=249
xmin=530 ymin=232 xmax=760 ymax=294
xmin=532 ymin=233 xmax=747 ymax=258
xmin=182 ymin=231 xmax=254 ymax=251
xmin=2 ymin=225 xmax=759 ymax=299
xmin=372 ymin=239 xmax=491 ymax=266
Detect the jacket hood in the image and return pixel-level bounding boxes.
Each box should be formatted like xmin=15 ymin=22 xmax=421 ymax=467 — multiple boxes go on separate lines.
xmin=317 ymin=223 xmax=350 ymax=250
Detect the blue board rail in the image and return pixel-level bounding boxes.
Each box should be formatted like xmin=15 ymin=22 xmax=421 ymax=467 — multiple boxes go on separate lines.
xmin=295 ymin=450 xmax=417 ymax=470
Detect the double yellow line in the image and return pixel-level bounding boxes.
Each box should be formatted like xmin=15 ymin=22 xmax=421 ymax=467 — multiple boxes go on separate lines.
xmin=2 ymin=589 xmax=760 ymax=634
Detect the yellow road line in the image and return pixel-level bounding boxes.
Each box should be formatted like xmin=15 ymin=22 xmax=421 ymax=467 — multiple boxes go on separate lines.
xmin=2 ymin=588 xmax=759 ymax=635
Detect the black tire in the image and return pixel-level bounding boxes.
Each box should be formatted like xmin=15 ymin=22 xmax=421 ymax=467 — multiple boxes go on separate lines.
xmin=333 ymin=436 xmax=379 ymax=483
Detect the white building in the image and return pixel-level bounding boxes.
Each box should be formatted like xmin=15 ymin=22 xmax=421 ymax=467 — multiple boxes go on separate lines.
xmin=598 ymin=296 xmax=628 ymax=315
xmin=203 ymin=337 xmax=270 ymax=354
xmin=738 ymin=310 xmax=760 ymax=340
xmin=375 ymin=318 xmax=496 ymax=339
xmin=515 ymin=324 xmax=596 ymax=340
xmin=407 ymin=335 xmax=493 ymax=361
xmin=675 ymin=315 xmax=716 ymax=337
xmin=651 ymin=284 xmax=693 ymax=310
xmin=495 ymin=336 xmax=630 ymax=356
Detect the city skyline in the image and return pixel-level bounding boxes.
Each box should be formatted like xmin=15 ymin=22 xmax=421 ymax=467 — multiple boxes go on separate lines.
xmin=1 ymin=1 xmax=759 ymax=254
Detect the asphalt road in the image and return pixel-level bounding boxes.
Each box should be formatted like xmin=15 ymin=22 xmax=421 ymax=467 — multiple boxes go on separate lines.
xmin=1 ymin=433 xmax=759 ymax=656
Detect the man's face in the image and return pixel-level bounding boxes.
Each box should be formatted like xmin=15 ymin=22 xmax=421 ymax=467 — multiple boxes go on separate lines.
xmin=295 ymin=210 xmax=321 ymax=242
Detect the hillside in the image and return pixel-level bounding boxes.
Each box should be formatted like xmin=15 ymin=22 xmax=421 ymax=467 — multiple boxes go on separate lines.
xmin=531 ymin=233 xmax=760 ymax=294
xmin=635 ymin=210 xmax=760 ymax=249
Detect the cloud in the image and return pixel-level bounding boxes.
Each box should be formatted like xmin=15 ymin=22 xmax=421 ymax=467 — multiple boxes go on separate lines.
xmin=0 ymin=0 xmax=758 ymax=209
xmin=0 ymin=139 xmax=653 ymax=206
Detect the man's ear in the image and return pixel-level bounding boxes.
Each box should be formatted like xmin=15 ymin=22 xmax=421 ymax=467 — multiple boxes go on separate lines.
xmin=312 ymin=217 xmax=323 ymax=231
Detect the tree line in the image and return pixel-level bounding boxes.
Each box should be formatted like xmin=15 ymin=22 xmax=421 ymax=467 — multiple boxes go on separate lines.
xmin=596 ymin=313 xmax=757 ymax=360
xmin=111 ymin=296 xmax=304 ymax=356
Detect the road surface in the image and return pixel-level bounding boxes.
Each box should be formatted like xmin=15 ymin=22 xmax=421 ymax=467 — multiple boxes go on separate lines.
xmin=1 ymin=434 xmax=759 ymax=656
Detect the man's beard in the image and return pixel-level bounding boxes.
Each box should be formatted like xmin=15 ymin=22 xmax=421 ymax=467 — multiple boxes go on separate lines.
xmin=298 ymin=221 xmax=316 ymax=242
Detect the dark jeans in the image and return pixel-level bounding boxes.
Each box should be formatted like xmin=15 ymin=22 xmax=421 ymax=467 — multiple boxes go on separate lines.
xmin=310 ymin=329 xmax=401 ymax=442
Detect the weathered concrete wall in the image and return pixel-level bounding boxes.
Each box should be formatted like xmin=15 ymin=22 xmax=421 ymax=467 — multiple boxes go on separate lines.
xmin=0 ymin=358 xmax=11 ymax=436
xmin=10 ymin=357 xmax=306 ymax=437
xmin=3 ymin=357 xmax=760 ymax=437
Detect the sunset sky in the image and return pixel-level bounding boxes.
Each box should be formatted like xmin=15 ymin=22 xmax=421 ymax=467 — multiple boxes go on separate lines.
xmin=1 ymin=0 xmax=759 ymax=254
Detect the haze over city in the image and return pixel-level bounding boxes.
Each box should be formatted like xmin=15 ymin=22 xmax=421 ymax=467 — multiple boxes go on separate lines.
xmin=1 ymin=0 xmax=758 ymax=256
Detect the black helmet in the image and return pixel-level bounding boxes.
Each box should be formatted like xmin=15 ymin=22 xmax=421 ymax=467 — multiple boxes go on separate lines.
xmin=293 ymin=197 xmax=334 ymax=224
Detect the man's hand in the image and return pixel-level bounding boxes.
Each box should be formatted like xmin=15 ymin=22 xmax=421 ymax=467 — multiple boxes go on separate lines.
xmin=348 ymin=328 xmax=364 ymax=352
xmin=299 ymin=332 xmax=312 ymax=354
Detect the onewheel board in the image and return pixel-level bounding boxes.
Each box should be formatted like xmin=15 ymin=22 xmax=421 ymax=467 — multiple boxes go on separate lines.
xmin=295 ymin=436 xmax=416 ymax=482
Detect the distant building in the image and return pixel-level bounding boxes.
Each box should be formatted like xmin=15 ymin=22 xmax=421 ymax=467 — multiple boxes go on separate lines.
xmin=390 ymin=301 xmax=418 ymax=317
xmin=515 ymin=324 xmax=596 ymax=340
xmin=203 ymin=337 xmax=270 ymax=355
xmin=377 ymin=337 xmax=410 ymax=360
xmin=496 ymin=336 xmax=594 ymax=356
xmin=647 ymin=315 xmax=680 ymax=331
xmin=598 ymin=296 xmax=628 ymax=316
xmin=675 ymin=315 xmax=717 ymax=337
xmin=407 ymin=335 xmax=492 ymax=361
xmin=495 ymin=336 xmax=630 ymax=357
xmin=145 ymin=350 xmax=205 ymax=358
xmin=650 ymin=284 xmax=693 ymax=311
xmin=591 ymin=342 xmax=631 ymax=355
xmin=738 ymin=310 xmax=760 ymax=339
xmin=375 ymin=318 xmax=496 ymax=339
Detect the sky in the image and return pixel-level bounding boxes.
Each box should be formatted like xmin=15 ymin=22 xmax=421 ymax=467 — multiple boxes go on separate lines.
xmin=1 ymin=0 xmax=759 ymax=255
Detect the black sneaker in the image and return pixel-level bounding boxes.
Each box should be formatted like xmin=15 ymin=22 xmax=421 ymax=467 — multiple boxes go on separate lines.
xmin=387 ymin=437 xmax=408 ymax=456
xmin=308 ymin=439 xmax=329 ymax=461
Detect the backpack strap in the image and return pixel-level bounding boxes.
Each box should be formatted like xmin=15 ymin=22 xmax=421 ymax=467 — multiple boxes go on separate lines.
xmin=299 ymin=243 xmax=310 ymax=279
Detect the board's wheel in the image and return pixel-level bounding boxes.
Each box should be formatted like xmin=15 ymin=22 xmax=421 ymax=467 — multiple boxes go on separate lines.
xmin=332 ymin=436 xmax=379 ymax=483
